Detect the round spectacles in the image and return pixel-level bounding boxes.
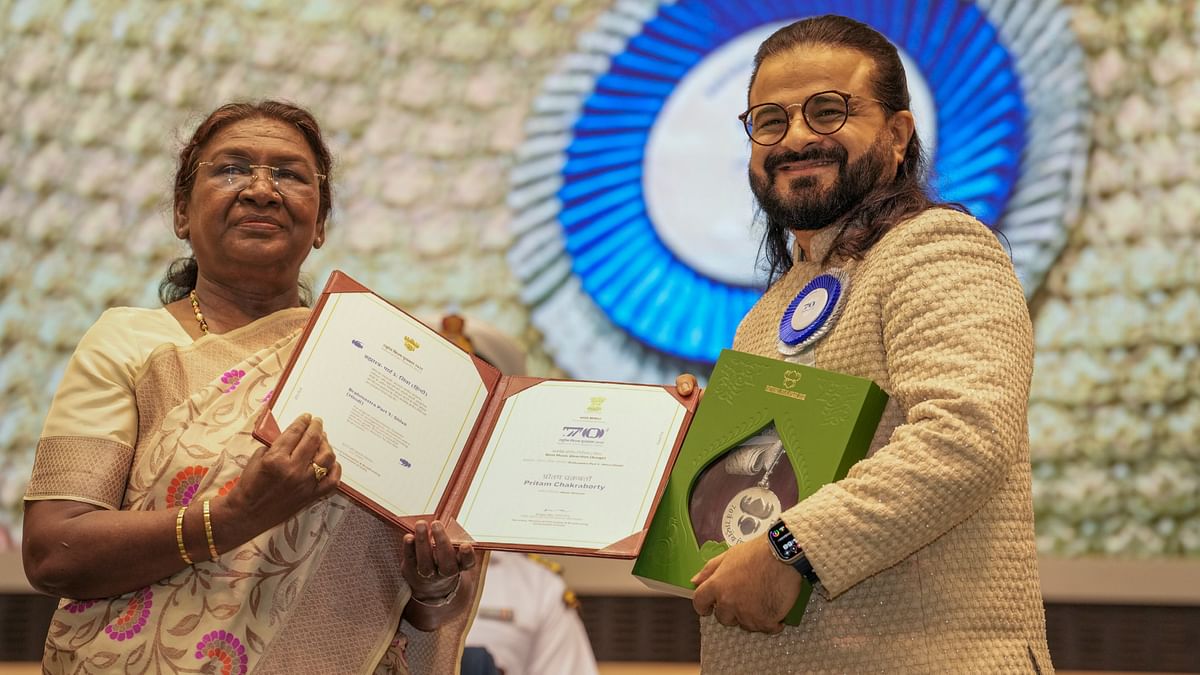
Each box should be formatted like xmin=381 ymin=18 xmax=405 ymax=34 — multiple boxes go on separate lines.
xmin=738 ymin=90 xmax=891 ymax=146
xmin=196 ymin=161 xmax=325 ymax=199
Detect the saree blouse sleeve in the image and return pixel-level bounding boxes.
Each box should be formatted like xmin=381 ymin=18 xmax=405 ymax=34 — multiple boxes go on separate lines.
xmin=26 ymin=307 xmax=188 ymax=510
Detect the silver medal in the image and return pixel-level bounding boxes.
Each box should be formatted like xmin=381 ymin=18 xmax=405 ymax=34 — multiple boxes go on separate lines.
xmin=720 ymin=486 xmax=782 ymax=545
xmin=718 ymin=436 xmax=786 ymax=546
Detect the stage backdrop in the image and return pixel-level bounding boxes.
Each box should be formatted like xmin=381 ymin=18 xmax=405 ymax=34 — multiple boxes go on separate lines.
xmin=0 ymin=0 xmax=1196 ymax=563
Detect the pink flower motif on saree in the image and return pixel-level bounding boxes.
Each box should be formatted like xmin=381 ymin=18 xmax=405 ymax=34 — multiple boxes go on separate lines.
xmin=221 ymin=369 xmax=247 ymax=394
xmin=195 ymin=629 xmax=249 ymax=675
xmin=63 ymin=599 xmax=98 ymax=614
xmin=104 ymin=587 xmax=153 ymax=641
xmin=166 ymin=465 xmax=208 ymax=507
xmin=261 ymin=387 xmax=274 ymax=403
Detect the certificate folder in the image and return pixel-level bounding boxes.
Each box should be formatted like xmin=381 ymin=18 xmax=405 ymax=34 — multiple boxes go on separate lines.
xmin=253 ymin=270 xmax=697 ymax=558
xmin=632 ymin=349 xmax=887 ymax=624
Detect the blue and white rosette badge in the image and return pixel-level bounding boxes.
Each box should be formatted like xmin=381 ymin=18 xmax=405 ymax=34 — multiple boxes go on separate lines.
xmin=778 ymin=269 xmax=849 ymax=363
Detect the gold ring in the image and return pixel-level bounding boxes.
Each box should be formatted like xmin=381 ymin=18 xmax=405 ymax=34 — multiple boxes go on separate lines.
xmin=417 ymin=568 xmax=437 ymax=580
xmin=312 ymin=462 xmax=328 ymax=481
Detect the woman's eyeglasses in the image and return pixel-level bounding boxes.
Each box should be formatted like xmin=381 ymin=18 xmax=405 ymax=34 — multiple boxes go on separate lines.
xmin=196 ymin=160 xmax=325 ymax=199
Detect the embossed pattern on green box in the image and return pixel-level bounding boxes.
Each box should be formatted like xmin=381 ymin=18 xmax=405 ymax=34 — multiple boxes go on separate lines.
xmin=633 ymin=349 xmax=888 ymax=625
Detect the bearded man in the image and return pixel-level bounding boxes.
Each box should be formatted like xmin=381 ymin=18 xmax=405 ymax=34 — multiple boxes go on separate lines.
xmin=687 ymin=15 xmax=1053 ymax=673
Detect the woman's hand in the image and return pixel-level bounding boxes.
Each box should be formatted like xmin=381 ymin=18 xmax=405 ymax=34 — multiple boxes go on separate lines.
xmin=401 ymin=520 xmax=476 ymax=601
xmin=214 ymin=414 xmax=342 ymax=547
xmin=400 ymin=520 xmax=478 ymax=631
xmin=23 ymin=413 xmax=342 ymax=600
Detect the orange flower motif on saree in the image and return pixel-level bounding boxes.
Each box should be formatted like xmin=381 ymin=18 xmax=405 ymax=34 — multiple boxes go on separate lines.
xmin=165 ymin=466 xmax=208 ymax=507
xmin=104 ymin=587 xmax=153 ymax=641
xmin=194 ymin=629 xmax=248 ymax=675
xmin=218 ymin=477 xmax=239 ymax=496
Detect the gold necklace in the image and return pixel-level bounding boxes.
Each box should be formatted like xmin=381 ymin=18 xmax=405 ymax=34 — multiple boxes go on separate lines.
xmin=188 ymin=290 xmax=210 ymax=335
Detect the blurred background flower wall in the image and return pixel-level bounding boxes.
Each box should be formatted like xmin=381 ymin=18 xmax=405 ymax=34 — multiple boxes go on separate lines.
xmin=0 ymin=0 xmax=1197 ymax=558
xmin=1029 ymin=1 xmax=1200 ymax=557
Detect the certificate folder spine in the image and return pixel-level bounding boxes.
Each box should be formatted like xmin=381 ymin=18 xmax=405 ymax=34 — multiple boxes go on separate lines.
xmin=632 ymin=349 xmax=888 ymax=625
xmin=422 ymin=373 xmax=513 ymax=534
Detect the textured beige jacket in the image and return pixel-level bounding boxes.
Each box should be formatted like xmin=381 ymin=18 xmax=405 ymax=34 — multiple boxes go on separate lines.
xmin=700 ymin=208 xmax=1052 ymax=673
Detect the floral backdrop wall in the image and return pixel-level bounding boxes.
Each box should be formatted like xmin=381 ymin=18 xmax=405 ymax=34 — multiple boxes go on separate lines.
xmin=1030 ymin=1 xmax=1200 ymax=557
xmin=0 ymin=0 xmax=1197 ymax=562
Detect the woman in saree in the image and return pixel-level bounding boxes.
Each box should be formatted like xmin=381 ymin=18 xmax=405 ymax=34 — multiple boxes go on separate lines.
xmin=22 ymin=100 xmax=480 ymax=674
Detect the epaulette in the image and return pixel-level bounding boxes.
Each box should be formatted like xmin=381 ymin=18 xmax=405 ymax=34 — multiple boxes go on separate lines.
xmin=525 ymin=554 xmax=581 ymax=609
xmin=524 ymin=553 xmax=563 ymax=575
xmin=562 ymin=589 xmax=581 ymax=610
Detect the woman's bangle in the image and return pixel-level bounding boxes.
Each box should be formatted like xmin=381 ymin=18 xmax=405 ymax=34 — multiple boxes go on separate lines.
xmin=410 ymin=574 xmax=461 ymax=608
xmin=175 ymin=505 xmax=194 ymax=565
xmin=202 ymin=499 xmax=219 ymax=561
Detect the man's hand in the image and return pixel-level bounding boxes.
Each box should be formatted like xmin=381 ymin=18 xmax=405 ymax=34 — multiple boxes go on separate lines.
xmin=676 ymin=373 xmax=702 ymax=399
xmin=691 ymin=534 xmax=803 ymax=633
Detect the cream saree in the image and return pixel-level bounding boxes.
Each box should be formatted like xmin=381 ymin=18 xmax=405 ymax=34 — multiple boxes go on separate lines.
xmin=27 ymin=307 xmax=477 ymax=674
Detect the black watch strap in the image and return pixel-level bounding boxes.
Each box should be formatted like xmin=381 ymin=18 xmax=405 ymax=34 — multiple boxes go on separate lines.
xmin=768 ymin=519 xmax=821 ymax=585
xmin=791 ymin=549 xmax=820 ymax=586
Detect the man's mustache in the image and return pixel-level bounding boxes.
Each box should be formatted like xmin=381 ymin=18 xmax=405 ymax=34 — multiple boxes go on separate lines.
xmin=764 ymin=146 xmax=848 ymax=175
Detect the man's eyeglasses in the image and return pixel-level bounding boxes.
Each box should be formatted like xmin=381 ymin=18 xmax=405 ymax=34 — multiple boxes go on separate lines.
xmin=196 ymin=160 xmax=325 ymax=199
xmin=738 ymin=90 xmax=892 ymax=146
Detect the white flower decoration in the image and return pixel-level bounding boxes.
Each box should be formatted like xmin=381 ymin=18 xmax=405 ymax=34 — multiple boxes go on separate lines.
xmin=1124 ymin=345 xmax=1186 ymax=403
xmin=1150 ymin=37 xmax=1195 ymax=87
xmin=1087 ymin=47 xmax=1127 ymax=98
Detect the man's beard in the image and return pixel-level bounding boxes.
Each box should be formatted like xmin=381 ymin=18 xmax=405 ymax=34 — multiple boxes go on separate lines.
xmin=750 ymin=135 xmax=891 ymax=232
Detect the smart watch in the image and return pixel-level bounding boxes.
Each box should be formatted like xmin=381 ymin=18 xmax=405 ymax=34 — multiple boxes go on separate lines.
xmin=767 ymin=519 xmax=820 ymax=585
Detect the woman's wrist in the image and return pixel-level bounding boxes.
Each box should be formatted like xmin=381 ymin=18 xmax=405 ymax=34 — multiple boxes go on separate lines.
xmin=403 ymin=572 xmax=472 ymax=631
xmin=410 ymin=574 xmax=461 ymax=606
xmin=207 ymin=495 xmax=255 ymax=554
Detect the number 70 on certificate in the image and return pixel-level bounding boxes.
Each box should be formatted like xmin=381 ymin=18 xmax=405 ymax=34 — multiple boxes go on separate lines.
xmin=562 ymin=426 xmax=606 ymax=439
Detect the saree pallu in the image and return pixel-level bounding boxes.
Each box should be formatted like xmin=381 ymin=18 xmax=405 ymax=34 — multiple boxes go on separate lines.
xmin=28 ymin=308 xmax=476 ymax=674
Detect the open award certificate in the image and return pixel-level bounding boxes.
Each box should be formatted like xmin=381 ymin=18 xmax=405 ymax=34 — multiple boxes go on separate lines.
xmin=458 ymin=382 xmax=686 ymax=550
xmin=253 ymin=271 xmax=697 ymax=558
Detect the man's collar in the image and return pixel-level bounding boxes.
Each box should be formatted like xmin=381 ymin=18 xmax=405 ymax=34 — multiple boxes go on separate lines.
xmin=792 ymin=225 xmax=842 ymax=264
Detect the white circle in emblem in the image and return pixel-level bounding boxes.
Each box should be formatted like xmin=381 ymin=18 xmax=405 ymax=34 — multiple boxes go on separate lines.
xmin=791 ymin=287 xmax=829 ymax=331
xmin=643 ymin=26 xmax=936 ymax=290
xmin=898 ymin=50 xmax=937 ymax=159
xmin=644 ymin=25 xmax=783 ymax=289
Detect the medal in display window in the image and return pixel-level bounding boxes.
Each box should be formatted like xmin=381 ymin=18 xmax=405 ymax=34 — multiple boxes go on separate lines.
xmin=688 ymin=425 xmax=799 ymax=550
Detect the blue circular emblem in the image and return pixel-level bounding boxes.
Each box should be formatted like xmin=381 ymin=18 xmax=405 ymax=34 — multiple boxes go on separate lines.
xmin=508 ymin=0 xmax=1088 ymax=381
xmin=779 ymin=272 xmax=844 ymax=350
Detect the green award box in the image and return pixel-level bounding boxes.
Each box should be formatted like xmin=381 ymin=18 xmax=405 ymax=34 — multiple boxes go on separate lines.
xmin=632 ymin=349 xmax=888 ymax=625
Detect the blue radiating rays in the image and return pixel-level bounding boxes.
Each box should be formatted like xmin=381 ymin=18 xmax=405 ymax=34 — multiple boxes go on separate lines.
xmin=557 ymin=0 xmax=1027 ymax=363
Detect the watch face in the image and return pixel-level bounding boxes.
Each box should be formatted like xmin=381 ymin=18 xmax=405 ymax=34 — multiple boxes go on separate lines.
xmin=768 ymin=521 xmax=800 ymax=561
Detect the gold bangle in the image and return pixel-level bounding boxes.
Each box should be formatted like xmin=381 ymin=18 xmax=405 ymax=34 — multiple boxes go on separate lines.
xmin=175 ymin=505 xmax=194 ymax=566
xmin=202 ymin=499 xmax=219 ymax=561
xmin=411 ymin=574 xmax=461 ymax=608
